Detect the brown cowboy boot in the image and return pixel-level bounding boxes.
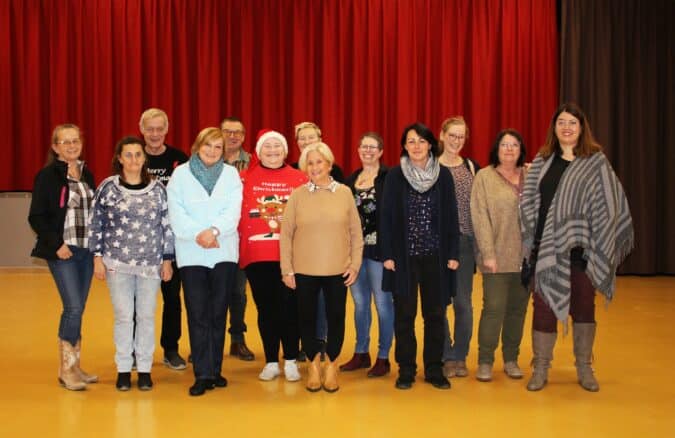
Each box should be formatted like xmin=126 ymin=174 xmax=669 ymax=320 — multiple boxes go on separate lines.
xmin=59 ymin=339 xmax=86 ymax=391
xmin=306 ymin=354 xmax=321 ymax=392
xmin=323 ymin=359 xmax=340 ymax=392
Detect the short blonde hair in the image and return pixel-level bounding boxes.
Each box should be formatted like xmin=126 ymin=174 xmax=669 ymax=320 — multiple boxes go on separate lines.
xmin=294 ymin=121 xmax=322 ymax=139
xmin=191 ymin=127 xmax=225 ymax=155
xmin=139 ymin=108 xmax=169 ymax=131
xmin=298 ymin=142 xmax=334 ymax=172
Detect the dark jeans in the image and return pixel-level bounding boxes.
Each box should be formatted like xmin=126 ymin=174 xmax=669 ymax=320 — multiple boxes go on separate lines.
xmin=393 ymin=254 xmax=445 ymax=380
xmin=160 ymin=260 xmax=182 ymax=353
xmin=245 ymin=262 xmax=299 ymax=363
xmin=180 ymin=262 xmax=237 ymax=380
xmin=533 ymin=263 xmax=596 ymax=333
xmin=296 ymin=274 xmax=347 ymax=362
xmin=46 ymin=245 xmax=94 ymax=345
xmin=227 ymin=268 xmax=248 ymax=342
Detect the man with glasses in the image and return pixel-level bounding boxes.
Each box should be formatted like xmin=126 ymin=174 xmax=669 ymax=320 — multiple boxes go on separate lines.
xmin=139 ymin=108 xmax=189 ymax=370
xmin=219 ymin=116 xmax=255 ymax=361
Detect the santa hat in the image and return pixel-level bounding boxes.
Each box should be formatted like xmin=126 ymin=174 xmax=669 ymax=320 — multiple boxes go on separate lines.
xmin=255 ymin=129 xmax=288 ymax=157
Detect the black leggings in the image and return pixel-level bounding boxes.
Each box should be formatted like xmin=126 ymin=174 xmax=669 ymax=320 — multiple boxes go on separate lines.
xmin=245 ymin=262 xmax=299 ymax=363
xmin=295 ymin=274 xmax=347 ymax=362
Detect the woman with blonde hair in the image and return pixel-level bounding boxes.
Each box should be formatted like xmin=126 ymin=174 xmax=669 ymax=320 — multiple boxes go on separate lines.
xmin=280 ymin=142 xmax=363 ymax=392
xmin=438 ymin=116 xmax=480 ymax=378
xmin=167 ymin=127 xmax=242 ymax=396
xmin=28 ymin=124 xmax=97 ymax=391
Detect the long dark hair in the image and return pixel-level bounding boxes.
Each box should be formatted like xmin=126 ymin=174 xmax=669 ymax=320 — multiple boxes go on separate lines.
xmin=112 ymin=136 xmax=152 ymax=184
xmin=539 ymin=102 xmax=602 ymax=159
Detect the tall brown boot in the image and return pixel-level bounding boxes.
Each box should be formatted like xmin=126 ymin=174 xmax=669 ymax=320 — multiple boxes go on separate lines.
xmin=526 ymin=331 xmax=557 ymax=391
xmin=323 ymin=359 xmax=339 ymax=393
xmin=74 ymin=340 xmax=98 ymax=384
xmin=306 ymin=354 xmax=321 ymax=392
xmin=59 ymin=340 xmax=86 ymax=391
xmin=573 ymin=322 xmax=600 ymax=392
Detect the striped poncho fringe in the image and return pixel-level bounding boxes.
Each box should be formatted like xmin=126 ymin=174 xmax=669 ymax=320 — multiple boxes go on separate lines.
xmin=520 ymin=152 xmax=634 ymax=323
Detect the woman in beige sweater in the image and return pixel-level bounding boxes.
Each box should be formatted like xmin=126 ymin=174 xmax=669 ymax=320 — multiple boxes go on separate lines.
xmin=471 ymin=129 xmax=529 ymax=382
xmin=280 ymin=142 xmax=363 ymax=393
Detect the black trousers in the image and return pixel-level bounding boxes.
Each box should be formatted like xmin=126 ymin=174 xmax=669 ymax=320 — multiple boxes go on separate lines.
xmin=295 ymin=274 xmax=347 ymax=362
xmin=245 ymin=262 xmax=299 ymax=363
xmin=393 ymin=254 xmax=445 ymax=379
xmin=180 ymin=262 xmax=236 ymax=380
xmin=226 ymin=268 xmax=248 ymax=342
xmin=159 ymin=260 xmax=182 ymax=353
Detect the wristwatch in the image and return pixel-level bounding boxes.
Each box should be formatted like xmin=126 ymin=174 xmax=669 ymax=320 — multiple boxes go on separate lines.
xmin=210 ymin=226 xmax=220 ymax=237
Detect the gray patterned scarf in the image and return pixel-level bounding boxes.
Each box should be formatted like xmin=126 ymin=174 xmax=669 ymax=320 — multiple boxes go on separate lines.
xmin=400 ymin=155 xmax=440 ymax=193
xmin=520 ymin=152 xmax=634 ymax=323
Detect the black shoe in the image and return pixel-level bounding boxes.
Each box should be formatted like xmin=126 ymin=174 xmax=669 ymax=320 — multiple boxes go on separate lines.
xmin=116 ymin=372 xmax=131 ymax=391
xmin=211 ymin=375 xmax=228 ymax=388
xmin=163 ymin=350 xmax=187 ymax=370
xmin=395 ymin=377 xmax=414 ymax=390
xmin=297 ymin=351 xmax=307 ymax=362
xmin=189 ymin=379 xmax=214 ymax=396
xmin=424 ymin=375 xmax=451 ymax=389
xmin=138 ymin=372 xmax=153 ymax=391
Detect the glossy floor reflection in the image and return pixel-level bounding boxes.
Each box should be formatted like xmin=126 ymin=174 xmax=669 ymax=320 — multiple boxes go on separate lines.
xmin=0 ymin=270 xmax=673 ymax=437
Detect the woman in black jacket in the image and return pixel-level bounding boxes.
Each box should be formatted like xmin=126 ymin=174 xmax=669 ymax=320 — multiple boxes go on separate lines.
xmin=340 ymin=132 xmax=394 ymax=378
xmin=380 ymin=122 xmax=460 ymax=390
xmin=28 ymin=124 xmax=97 ymax=391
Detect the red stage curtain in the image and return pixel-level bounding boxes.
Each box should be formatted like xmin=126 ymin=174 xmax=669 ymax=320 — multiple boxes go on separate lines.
xmin=0 ymin=0 xmax=558 ymax=190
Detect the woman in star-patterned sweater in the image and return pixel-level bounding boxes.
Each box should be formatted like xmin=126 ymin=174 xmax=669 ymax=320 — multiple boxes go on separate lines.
xmin=88 ymin=136 xmax=174 ymax=391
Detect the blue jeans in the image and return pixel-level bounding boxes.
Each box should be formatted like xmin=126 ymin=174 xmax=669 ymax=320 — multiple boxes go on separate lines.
xmin=349 ymin=258 xmax=394 ymax=358
xmin=107 ymin=271 xmax=161 ymax=373
xmin=47 ymin=245 xmax=94 ymax=345
xmin=443 ymin=234 xmax=475 ymax=362
xmin=180 ymin=262 xmax=237 ymax=380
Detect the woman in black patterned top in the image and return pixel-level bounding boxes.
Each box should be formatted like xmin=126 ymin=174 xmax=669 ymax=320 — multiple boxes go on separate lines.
xmin=342 ymin=132 xmax=394 ymax=378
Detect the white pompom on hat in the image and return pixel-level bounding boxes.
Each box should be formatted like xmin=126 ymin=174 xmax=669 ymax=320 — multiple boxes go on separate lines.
xmin=255 ymin=129 xmax=288 ymax=158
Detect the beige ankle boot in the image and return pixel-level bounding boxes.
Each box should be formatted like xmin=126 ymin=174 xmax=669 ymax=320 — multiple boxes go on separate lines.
xmin=573 ymin=322 xmax=599 ymax=392
xmin=527 ymin=330 xmax=557 ymax=391
xmin=306 ymin=354 xmax=321 ymax=392
xmin=74 ymin=340 xmax=98 ymax=384
xmin=323 ymin=359 xmax=339 ymax=393
xmin=59 ymin=340 xmax=86 ymax=391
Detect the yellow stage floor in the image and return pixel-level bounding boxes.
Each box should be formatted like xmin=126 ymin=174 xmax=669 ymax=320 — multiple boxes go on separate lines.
xmin=0 ymin=269 xmax=672 ymax=437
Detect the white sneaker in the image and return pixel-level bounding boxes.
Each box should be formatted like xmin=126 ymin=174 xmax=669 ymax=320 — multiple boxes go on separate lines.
xmin=284 ymin=360 xmax=301 ymax=382
xmin=258 ymin=362 xmax=281 ymax=381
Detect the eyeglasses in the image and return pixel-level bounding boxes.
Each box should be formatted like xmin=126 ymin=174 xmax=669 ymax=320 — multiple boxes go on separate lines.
xmin=222 ymin=129 xmax=244 ymax=138
xmin=499 ymin=142 xmax=520 ymax=149
xmin=56 ymin=138 xmax=81 ymax=146
xmin=447 ymin=134 xmax=466 ymax=141
xmin=556 ymin=119 xmax=578 ymax=128
xmin=359 ymin=144 xmax=380 ymax=151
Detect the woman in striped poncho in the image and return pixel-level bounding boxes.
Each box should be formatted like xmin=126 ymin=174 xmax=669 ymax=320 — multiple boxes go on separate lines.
xmin=520 ymin=103 xmax=633 ymax=392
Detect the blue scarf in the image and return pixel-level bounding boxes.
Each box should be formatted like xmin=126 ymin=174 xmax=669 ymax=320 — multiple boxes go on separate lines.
xmin=189 ymin=154 xmax=224 ymax=195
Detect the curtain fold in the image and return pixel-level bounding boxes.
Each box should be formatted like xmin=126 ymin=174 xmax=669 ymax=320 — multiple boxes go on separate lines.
xmin=559 ymin=0 xmax=674 ymax=274
xmin=1 ymin=0 xmax=557 ymax=195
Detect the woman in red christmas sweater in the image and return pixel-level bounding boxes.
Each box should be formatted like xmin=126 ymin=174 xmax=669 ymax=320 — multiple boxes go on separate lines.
xmin=239 ymin=130 xmax=308 ymax=382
